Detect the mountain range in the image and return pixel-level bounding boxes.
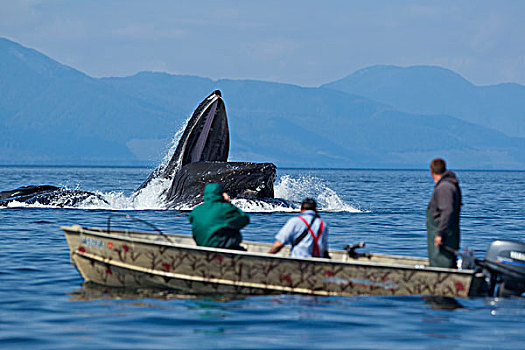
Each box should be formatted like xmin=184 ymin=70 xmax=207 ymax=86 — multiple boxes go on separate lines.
xmin=323 ymin=65 xmax=525 ymax=138
xmin=1 ymin=38 xmax=524 ymax=169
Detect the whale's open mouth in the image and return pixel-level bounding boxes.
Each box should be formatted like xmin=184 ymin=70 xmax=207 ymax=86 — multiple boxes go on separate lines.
xmin=136 ymin=90 xmax=229 ymax=190
xmin=178 ymin=90 xmax=229 ymax=167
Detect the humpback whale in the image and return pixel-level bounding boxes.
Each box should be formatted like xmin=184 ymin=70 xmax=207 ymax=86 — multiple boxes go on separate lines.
xmin=0 ymin=185 xmax=107 ymax=207
xmin=136 ymin=89 xmax=278 ymax=208
xmin=0 ymin=90 xmax=279 ymax=208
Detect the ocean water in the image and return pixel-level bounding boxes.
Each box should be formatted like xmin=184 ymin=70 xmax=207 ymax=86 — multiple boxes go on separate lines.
xmin=1 ymin=166 xmax=524 ymax=349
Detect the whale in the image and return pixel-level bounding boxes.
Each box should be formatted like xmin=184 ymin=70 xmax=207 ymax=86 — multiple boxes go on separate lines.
xmin=135 ymin=90 xmax=279 ymax=208
xmin=0 ymin=185 xmax=108 ymax=207
xmin=0 ymin=90 xmax=280 ymax=208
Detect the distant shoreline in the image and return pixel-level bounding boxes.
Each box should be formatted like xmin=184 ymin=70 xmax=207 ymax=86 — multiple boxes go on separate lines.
xmin=0 ymin=164 xmax=523 ymax=172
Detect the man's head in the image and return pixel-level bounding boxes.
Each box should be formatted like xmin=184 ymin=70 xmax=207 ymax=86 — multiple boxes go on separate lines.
xmin=430 ymin=158 xmax=447 ymax=174
xmin=430 ymin=158 xmax=447 ymax=183
xmin=300 ymin=197 xmax=317 ymax=212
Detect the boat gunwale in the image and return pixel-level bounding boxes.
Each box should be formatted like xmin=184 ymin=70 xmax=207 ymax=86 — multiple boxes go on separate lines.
xmin=62 ymin=225 xmax=476 ymax=276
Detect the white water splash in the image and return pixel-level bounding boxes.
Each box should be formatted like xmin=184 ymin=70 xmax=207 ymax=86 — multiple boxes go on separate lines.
xmin=1 ymin=174 xmax=363 ymax=213
xmin=74 ymin=178 xmax=171 ymax=210
xmin=72 ymin=117 xmax=192 ymax=211
xmin=169 ymin=174 xmax=362 ymax=213
xmin=231 ymin=198 xmax=296 ymax=213
xmin=6 ymin=200 xmax=29 ymax=208
xmin=146 ymin=119 xmax=188 ymax=181
xmin=275 ymin=175 xmax=362 ymax=213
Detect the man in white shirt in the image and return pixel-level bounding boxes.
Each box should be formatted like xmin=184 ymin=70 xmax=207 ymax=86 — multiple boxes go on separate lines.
xmin=268 ymin=198 xmax=329 ymax=258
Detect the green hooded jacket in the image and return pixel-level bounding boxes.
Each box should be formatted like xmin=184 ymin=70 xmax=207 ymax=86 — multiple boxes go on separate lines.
xmin=189 ymin=183 xmax=250 ymax=248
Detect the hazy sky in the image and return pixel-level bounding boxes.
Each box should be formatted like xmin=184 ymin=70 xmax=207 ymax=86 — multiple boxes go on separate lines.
xmin=1 ymin=0 xmax=524 ymax=86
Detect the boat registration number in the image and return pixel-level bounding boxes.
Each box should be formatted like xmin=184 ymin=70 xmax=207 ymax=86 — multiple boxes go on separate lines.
xmin=81 ymin=237 xmax=104 ymax=249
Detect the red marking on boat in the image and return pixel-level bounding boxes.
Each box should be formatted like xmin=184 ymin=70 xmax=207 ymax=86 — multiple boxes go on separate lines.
xmin=213 ymin=255 xmax=224 ymax=263
xmin=161 ymin=263 xmax=171 ymax=272
xmin=324 ymin=270 xmax=334 ymax=277
xmin=78 ymin=246 xmax=86 ymax=253
xmin=280 ymin=274 xmax=292 ymax=284
xmin=107 ymin=242 xmax=113 ymax=249
xmin=105 ymin=268 xmax=112 ymax=275
xmin=122 ymin=244 xmax=129 ymax=252
xmin=454 ymin=281 xmax=465 ymax=292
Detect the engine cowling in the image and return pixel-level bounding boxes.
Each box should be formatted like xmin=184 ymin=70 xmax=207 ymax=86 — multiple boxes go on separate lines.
xmin=484 ymin=240 xmax=525 ymax=297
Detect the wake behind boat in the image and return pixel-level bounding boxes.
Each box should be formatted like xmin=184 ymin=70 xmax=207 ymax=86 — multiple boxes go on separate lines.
xmin=62 ymin=219 xmax=525 ymax=298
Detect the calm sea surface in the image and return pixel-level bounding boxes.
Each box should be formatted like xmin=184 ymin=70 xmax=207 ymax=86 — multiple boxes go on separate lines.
xmin=1 ymin=167 xmax=524 ymax=349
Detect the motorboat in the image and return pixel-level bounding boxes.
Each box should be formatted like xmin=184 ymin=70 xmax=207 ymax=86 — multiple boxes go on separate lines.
xmin=62 ymin=216 xmax=525 ymax=298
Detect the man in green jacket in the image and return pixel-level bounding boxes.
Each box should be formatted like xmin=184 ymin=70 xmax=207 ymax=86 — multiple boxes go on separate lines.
xmin=189 ymin=183 xmax=249 ymax=250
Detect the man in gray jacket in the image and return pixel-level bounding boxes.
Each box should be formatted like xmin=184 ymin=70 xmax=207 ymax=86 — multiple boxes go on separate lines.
xmin=426 ymin=158 xmax=462 ymax=268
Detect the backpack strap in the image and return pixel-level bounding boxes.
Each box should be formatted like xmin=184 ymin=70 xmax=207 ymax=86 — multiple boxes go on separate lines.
xmin=297 ymin=215 xmax=325 ymax=257
xmin=293 ymin=215 xmax=317 ymax=247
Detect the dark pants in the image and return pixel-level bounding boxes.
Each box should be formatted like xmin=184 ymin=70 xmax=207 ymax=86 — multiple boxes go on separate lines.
xmin=214 ymin=228 xmax=246 ymax=251
xmin=426 ymin=209 xmax=458 ymax=268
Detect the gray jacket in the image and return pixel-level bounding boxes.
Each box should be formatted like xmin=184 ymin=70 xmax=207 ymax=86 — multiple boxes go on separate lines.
xmin=428 ymin=170 xmax=462 ymax=238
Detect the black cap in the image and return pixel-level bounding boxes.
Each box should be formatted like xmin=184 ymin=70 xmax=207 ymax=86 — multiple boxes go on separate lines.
xmin=301 ymin=197 xmax=317 ymax=210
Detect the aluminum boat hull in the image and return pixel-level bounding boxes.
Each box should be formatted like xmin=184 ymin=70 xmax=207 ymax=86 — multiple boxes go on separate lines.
xmin=62 ymin=225 xmax=485 ymax=297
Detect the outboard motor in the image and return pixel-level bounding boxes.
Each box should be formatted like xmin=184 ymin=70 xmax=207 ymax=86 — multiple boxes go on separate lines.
xmin=484 ymin=240 xmax=525 ymax=297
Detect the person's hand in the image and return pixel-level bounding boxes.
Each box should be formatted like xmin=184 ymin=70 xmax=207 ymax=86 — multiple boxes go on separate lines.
xmin=222 ymin=192 xmax=230 ymax=203
xmin=434 ymin=235 xmax=443 ymax=247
